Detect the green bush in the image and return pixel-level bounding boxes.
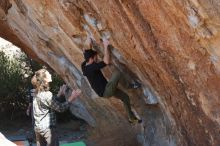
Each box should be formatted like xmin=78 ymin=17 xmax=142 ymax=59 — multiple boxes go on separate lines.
xmin=0 ymin=49 xmax=67 ymax=122
xmin=0 ymin=51 xmax=31 ymax=113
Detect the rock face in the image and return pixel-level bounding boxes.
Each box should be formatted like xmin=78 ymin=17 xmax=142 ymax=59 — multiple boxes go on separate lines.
xmin=0 ymin=0 xmax=220 ymax=146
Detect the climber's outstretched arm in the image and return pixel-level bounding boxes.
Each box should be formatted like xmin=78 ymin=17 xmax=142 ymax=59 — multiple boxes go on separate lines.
xmin=103 ymin=39 xmax=111 ymax=65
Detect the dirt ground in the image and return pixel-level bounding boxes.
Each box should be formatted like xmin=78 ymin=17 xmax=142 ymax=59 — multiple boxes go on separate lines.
xmin=0 ymin=111 xmax=89 ymax=145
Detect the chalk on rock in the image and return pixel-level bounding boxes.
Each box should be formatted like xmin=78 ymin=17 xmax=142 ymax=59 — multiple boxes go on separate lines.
xmin=101 ymin=31 xmax=111 ymax=40
xmin=97 ymin=21 xmax=104 ymax=31
xmin=84 ymin=14 xmax=97 ymax=27
xmin=143 ymin=87 xmax=158 ymax=105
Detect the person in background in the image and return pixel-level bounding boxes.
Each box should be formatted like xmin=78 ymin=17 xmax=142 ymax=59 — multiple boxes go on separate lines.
xmin=31 ymin=69 xmax=81 ymax=146
xmin=26 ymin=87 xmax=35 ymax=144
xmin=26 ymin=87 xmax=36 ymax=121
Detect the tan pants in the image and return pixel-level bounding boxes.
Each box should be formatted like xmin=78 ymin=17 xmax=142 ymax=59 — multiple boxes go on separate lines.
xmin=35 ymin=128 xmax=59 ymax=146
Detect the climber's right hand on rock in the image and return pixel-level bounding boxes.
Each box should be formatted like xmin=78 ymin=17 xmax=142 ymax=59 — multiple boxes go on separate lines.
xmin=103 ymin=39 xmax=110 ymax=49
xmin=67 ymin=89 xmax=82 ymax=103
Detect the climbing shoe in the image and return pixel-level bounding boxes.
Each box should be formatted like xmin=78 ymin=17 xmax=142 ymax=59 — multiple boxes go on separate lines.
xmin=129 ymin=117 xmax=142 ymax=124
xmin=128 ymin=81 xmax=142 ymax=89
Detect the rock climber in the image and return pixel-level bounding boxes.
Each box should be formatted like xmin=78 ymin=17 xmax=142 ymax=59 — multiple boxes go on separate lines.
xmin=81 ymin=39 xmax=142 ymax=124
xmin=31 ymin=68 xmax=81 ymax=146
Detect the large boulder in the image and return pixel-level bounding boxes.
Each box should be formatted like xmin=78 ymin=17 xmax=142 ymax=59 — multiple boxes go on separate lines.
xmin=0 ymin=0 xmax=220 ymax=145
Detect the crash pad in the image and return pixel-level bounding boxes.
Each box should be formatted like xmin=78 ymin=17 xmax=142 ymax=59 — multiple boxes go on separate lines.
xmin=61 ymin=141 xmax=86 ymax=146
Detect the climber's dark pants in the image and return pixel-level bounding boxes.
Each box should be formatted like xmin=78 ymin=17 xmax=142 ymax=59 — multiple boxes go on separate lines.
xmin=103 ymin=71 xmax=135 ymax=119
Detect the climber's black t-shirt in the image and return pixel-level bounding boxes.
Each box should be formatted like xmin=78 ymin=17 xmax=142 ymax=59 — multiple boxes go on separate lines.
xmin=81 ymin=61 xmax=108 ymax=97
